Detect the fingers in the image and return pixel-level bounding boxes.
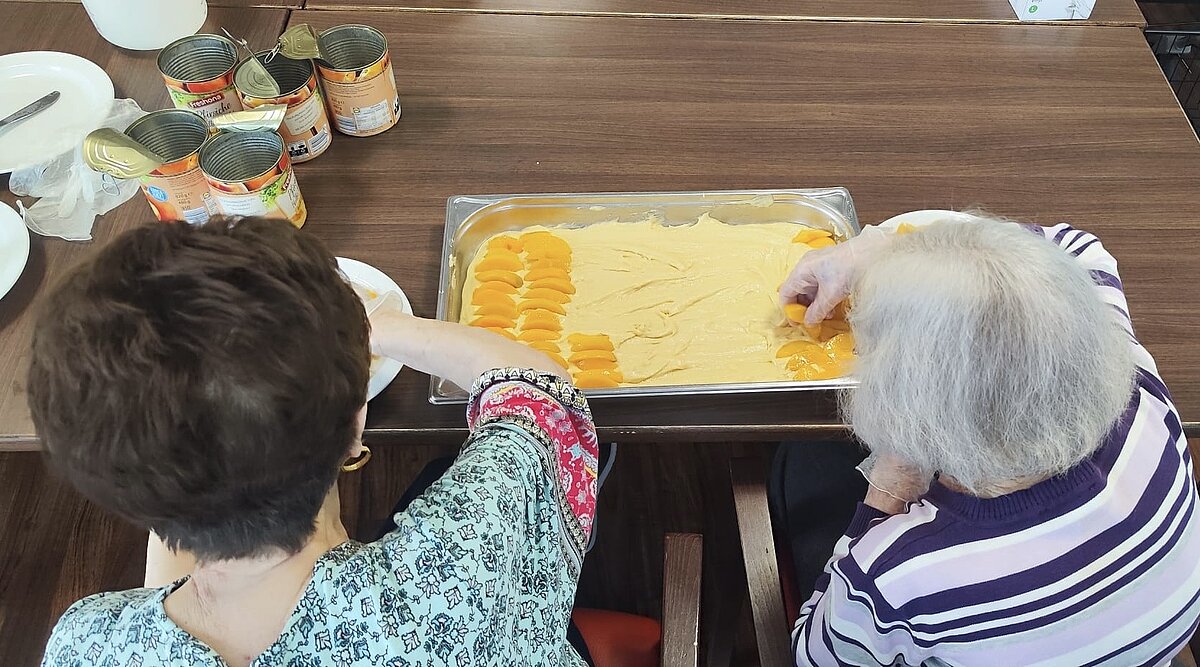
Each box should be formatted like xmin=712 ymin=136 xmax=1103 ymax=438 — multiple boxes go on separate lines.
xmin=778 ymin=262 xmax=818 ymax=307
xmin=804 ymin=283 xmax=843 ymax=326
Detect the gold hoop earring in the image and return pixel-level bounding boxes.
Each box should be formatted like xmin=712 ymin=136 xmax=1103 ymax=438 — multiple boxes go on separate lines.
xmin=341 ymin=445 xmax=372 ymax=473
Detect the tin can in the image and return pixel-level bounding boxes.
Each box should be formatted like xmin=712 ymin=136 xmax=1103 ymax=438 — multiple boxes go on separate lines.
xmin=316 ymin=25 xmax=401 ymax=137
xmin=124 ymin=109 xmax=219 ymax=225
xmin=235 ymin=52 xmax=332 ymax=163
xmin=158 ymin=34 xmax=244 ymax=119
xmin=199 ymin=131 xmax=307 ymax=228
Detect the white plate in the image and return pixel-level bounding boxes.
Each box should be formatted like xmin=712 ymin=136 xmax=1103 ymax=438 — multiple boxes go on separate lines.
xmin=0 ymin=203 xmax=31 ymax=301
xmin=0 ymin=52 xmax=115 ymax=174
xmin=336 ymin=257 xmax=412 ymax=401
xmin=878 ymin=209 xmax=980 ymax=231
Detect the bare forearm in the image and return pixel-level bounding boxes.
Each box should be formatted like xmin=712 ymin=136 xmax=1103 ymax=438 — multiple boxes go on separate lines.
xmin=373 ymin=312 xmax=566 ymax=390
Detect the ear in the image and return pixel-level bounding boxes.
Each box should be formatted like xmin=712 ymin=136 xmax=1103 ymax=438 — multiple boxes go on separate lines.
xmin=348 ymin=404 xmax=368 ymax=457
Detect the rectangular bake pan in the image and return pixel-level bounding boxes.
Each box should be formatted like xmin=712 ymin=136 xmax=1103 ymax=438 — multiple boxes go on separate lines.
xmin=431 ymin=188 xmax=861 ymax=404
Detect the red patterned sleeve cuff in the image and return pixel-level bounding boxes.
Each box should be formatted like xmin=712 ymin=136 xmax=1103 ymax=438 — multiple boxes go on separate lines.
xmin=466 ymin=369 xmax=600 ymax=543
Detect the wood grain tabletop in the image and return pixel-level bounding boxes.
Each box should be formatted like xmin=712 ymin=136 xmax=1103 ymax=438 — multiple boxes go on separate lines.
xmin=2 ymin=8 xmax=1198 ymax=448
xmin=303 ymin=0 xmax=1145 ymax=27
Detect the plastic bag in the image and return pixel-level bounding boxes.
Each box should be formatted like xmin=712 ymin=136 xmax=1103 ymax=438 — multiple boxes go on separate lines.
xmin=10 ymin=99 xmax=147 ymax=242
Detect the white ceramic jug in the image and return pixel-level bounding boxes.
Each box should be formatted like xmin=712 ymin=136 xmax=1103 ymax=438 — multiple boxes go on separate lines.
xmin=81 ymin=0 xmax=208 ymax=51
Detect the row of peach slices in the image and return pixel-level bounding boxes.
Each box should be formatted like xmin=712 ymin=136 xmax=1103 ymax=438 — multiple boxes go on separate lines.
xmin=467 ymin=231 xmax=624 ymax=389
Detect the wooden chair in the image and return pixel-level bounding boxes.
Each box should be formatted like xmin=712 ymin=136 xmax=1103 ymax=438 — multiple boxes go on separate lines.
xmin=574 ymin=532 xmax=704 ymax=667
xmin=727 ymin=457 xmax=1198 ymax=667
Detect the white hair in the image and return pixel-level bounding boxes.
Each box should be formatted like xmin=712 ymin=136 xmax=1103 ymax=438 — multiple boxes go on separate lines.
xmin=841 ymin=215 xmax=1135 ymax=495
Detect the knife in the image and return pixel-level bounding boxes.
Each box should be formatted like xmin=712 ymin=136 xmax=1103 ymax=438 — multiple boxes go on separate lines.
xmin=0 ymin=91 xmax=61 ymax=135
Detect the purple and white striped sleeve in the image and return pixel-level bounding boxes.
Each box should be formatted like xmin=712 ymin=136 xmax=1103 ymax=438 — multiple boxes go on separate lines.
xmin=1038 ymin=223 xmax=1158 ymax=376
xmin=791 ymin=504 xmax=899 ymax=666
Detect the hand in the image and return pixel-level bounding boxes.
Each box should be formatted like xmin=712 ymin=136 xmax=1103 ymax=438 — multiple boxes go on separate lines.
xmin=363 ymin=294 xmax=567 ymax=390
xmin=858 ymin=452 xmax=931 ymax=515
xmin=778 ymin=225 xmax=893 ymax=326
xmin=364 ymin=291 xmax=412 ymax=356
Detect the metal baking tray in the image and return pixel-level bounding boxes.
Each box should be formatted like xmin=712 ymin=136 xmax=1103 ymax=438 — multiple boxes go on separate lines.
xmin=431 ymin=188 xmax=861 ymax=404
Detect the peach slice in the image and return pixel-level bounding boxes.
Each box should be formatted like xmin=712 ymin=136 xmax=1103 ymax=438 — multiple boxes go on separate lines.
xmin=783 ymin=303 xmax=823 ymax=340
xmin=545 ymin=352 xmax=569 ymax=370
xmin=527 ymin=258 xmax=571 ymax=272
xmin=471 ymin=315 xmax=516 ymax=329
xmin=528 ymin=278 xmax=576 ymax=295
xmin=475 ymin=270 xmax=523 ymax=288
xmin=528 ymin=341 xmax=560 ymax=354
xmin=807 ymin=237 xmax=836 ymax=249
xmin=487 ymin=235 xmax=523 ymax=253
xmin=784 ymin=303 xmax=808 ymax=322
xmin=569 ymin=349 xmax=618 ymax=364
xmin=478 ymin=280 xmax=517 ymax=295
xmin=524 ymin=288 xmax=571 ymax=304
xmin=823 ymin=320 xmax=852 ymax=335
xmin=526 ymin=267 xmax=571 ymax=283
xmin=485 ymin=327 xmax=516 ymax=340
xmin=575 ymin=357 xmax=618 ymax=372
xmin=573 ymin=369 xmax=624 ymax=388
xmin=517 ymin=299 xmax=567 ymax=315
xmin=518 ymin=329 xmax=561 ymax=343
xmin=471 ymin=289 xmax=516 ymax=308
xmin=521 ymin=231 xmax=571 ymax=253
xmin=776 ymin=340 xmax=823 ymax=359
xmin=567 ymin=334 xmax=614 ymax=352
xmin=826 ymin=332 xmax=855 ymax=358
xmin=476 ymin=302 xmax=519 ymax=319
xmin=478 ymin=255 xmax=524 ymax=272
xmin=521 ymin=311 xmax=563 ymax=331
xmin=791 ymin=228 xmax=833 ymax=244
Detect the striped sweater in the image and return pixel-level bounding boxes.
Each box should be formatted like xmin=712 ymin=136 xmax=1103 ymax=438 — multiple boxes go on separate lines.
xmin=793 ymin=224 xmax=1200 ymax=667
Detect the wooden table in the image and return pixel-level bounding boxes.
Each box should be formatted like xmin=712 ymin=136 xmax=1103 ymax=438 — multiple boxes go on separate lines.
xmin=3 ymin=8 xmax=1199 ymax=449
xmin=304 ymin=0 xmax=1145 ymax=26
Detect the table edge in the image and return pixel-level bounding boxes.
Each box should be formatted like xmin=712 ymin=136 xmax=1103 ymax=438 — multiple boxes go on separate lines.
xmin=297 ymin=5 xmax=1146 ymax=28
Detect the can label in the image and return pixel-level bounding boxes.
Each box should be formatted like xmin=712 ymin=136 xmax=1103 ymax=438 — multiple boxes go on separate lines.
xmin=318 ymin=56 xmax=401 ymax=137
xmin=242 ymin=74 xmax=332 ymax=163
xmin=140 ymin=158 xmax=218 ymax=225
xmin=207 ymin=152 xmax=307 ymax=228
xmin=164 ymin=72 xmax=243 ymax=119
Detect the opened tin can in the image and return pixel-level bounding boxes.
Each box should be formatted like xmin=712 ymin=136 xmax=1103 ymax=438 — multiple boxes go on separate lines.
xmin=316 ymin=25 xmax=401 ymax=137
xmin=235 ymin=52 xmax=332 ymax=163
xmin=125 ymin=109 xmax=219 ymax=225
xmin=158 ymin=34 xmax=244 ymax=119
xmin=199 ymin=131 xmax=307 ymax=228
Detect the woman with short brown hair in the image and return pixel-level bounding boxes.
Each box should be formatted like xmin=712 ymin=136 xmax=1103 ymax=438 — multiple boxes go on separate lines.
xmin=34 ymin=217 xmax=598 ymax=666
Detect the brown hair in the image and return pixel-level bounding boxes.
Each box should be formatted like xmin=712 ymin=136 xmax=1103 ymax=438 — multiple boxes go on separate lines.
xmin=28 ymin=217 xmax=369 ymax=561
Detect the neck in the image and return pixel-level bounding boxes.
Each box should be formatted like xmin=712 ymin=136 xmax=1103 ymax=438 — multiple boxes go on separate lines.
xmin=188 ymin=483 xmax=349 ymax=601
xmin=939 ymin=473 xmax=1048 ymax=498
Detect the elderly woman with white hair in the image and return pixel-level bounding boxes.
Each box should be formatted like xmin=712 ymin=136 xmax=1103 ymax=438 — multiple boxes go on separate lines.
xmin=772 ymin=213 xmax=1200 ymax=666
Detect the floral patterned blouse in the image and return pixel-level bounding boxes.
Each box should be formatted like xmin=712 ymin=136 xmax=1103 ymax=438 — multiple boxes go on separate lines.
xmin=41 ymin=369 xmax=599 ymax=667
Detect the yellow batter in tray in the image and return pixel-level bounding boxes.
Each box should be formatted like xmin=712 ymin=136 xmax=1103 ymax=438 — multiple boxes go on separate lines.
xmin=459 ymin=213 xmax=855 ymax=389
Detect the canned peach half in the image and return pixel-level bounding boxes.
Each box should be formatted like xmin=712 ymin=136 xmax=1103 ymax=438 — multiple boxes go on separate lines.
xmin=124 ymin=109 xmax=218 ymax=225
xmin=235 ymin=52 xmax=333 ymax=163
xmin=158 ymin=34 xmax=244 ymax=119
xmin=198 ymin=131 xmax=307 ymax=228
xmin=316 ymin=25 xmax=401 ymax=137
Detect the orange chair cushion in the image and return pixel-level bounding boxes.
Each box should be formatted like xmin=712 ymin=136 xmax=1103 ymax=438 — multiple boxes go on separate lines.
xmin=572 ymin=607 xmax=662 ymax=667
